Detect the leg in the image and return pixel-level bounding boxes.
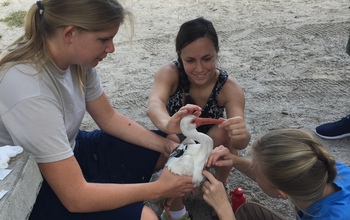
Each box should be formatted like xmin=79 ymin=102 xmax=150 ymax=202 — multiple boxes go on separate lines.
xmin=30 ymin=129 xmax=161 ymax=220
xmin=75 ymin=130 xmax=161 ymax=183
xmin=160 ymin=196 xmax=191 ymax=220
xmin=159 ymin=133 xmax=190 ymax=220
xmin=141 ymin=206 xmax=159 ymax=220
xmin=30 ymin=180 xmax=147 ymax=220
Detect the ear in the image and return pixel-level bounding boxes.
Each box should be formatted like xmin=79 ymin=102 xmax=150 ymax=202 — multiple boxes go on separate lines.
xmin=62 ymin=26 xmax=76 ymax=44
xmin=277 ymin=189 xmax=288 ymax=200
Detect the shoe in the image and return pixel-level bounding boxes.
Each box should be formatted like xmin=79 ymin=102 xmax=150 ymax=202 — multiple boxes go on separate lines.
xmin=160 ymin=210 xmax=192 ymax=220
xmin=315 ymin=115 xmax=350 ymax=139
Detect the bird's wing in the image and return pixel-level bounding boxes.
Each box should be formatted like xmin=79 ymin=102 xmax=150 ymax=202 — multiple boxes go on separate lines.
xmin=184 ymin=143 xmax=207 ymax=186
xmin=168 ymin=143 xmax=187 ymax=158
xmin=166 ymin=154 xmax=194 ymax=176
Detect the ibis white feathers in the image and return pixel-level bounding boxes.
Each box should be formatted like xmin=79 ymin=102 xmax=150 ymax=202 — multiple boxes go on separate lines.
xmin=165 ymin=115 xmax=224 ymax=187
xmin=159 ymin=115 xmax=224 ymax=220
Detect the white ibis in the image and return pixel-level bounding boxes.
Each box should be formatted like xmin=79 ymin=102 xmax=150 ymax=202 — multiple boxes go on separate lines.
xmin=162 ymin=115 xmax=224 ymax=219
xmin=166 ymin=115 xmax=225 ymax=186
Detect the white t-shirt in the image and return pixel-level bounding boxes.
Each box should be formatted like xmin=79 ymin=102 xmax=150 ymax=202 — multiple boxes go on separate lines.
xmin=0 ymin=61 xmax=103 ymax=163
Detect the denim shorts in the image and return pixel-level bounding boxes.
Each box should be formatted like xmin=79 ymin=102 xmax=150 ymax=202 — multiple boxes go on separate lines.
xmin=29 ymin=130 xmax=163 ymax=220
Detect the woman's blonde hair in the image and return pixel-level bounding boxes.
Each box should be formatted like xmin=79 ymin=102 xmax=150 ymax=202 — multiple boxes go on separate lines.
xmin=250 ymin=129 xmax=337 ymax=206
xmin=0 ymin=0 xmax=133 ymax=88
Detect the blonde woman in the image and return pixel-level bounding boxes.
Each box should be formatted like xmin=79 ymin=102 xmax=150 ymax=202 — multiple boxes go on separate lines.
xmin=0 ymin=1 xmax=194 ymax=219
xmin=203 ymin=129 xmax=350 ymax=220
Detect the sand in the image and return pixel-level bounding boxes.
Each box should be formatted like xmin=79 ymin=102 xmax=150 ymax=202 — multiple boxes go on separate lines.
xmin=1 ymin=0 xmax=349 ymax=219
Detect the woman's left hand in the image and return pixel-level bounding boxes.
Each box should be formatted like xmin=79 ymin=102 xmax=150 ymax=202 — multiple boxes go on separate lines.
xmin=202 ymin=170 xmax=235 ymax=220
xmin=218 ymin=116 xmax=249 ymax=145
xmin=205 ymin=145 xmax=234 ymax=168
xmin=202 ymin=170 xmax=227 ymax=204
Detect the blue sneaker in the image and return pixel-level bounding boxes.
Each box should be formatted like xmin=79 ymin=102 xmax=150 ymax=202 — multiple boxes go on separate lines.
xmin=315 ymin=115 xmax=350 ymax=139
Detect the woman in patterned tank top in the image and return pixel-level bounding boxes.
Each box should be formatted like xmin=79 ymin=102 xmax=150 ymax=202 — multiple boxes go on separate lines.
xmin=147 ymin=17 xmax=251 ymax=220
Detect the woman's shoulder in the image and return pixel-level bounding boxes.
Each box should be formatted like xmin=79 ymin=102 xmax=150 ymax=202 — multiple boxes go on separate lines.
xmin=333 ymin=162 xmax=350 ymax=200
xmin=2 ymin=63 xmax=38 ymax=75
xmin=218 ymin=70 xmax=243 ymax=92
xmin=0 ymin=64 xmax=42 ymax=112
xmin=1 ymin=63 xmax=40 ymax=89
xmin=155 ymin=61 xmax=180 ymax=80
xmin=336 ymin=161 xmax=350 ymax=173
xmin=335 ymin=161 xmax=350 ymax=180
xmin=217 ymin=69 xmax=239 ymax=84
xmin=158 ymin=61 xmax=179 ymax=72
xmin=305 ymin=163 xmax=350 ymax=220
xmin=218 ymin=69 xmax=229 ymax=77
xmin=216 ymin=69 xmax=246 ymax=107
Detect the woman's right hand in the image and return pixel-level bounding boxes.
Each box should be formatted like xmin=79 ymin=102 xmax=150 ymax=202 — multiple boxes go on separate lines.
xmin=156 ymin=168 xmax=194 ymax=198
xmin=206 ymin=145 xmax=234 ymax=168
xmin=165 ymin=104 xmax=202 ymax=134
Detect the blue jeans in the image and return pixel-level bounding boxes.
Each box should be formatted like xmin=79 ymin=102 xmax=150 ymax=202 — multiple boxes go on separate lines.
xmin=29 ymin=130 xmax=162 ymax=220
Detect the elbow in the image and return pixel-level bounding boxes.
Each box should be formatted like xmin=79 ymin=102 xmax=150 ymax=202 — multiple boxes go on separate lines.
xmin=237 ymin=137 xmax=251 ymax=150
xmin=243 ymin=132 xmax=252 ymax=149
xmin=146 ymin=101 xmax=153 ymax=117
xmin=65 ymin=206 xmax=80 ymax=213
xmin=62 ymin=199 xmax=86 ymax=213
xmin=229 ymin=134 xmax=251 ymax=150
xmin=146 ymin=107 xmax=151 ymax=117
xmin=237 ymin=145 xmax=248 ymax=150
xmin=146 ymin=103 xmax=157 ymax=120
xmin=59 ymin=193 xmax=91 ymax=213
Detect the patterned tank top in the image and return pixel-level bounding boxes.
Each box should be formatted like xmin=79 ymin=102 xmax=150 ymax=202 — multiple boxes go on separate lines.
xmin=166 ymin=65 xmax=228 ymax=133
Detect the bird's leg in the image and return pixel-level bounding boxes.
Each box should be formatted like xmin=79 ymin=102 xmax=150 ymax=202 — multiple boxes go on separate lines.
xmin=163 ymin=197 xmax=175 ymax=220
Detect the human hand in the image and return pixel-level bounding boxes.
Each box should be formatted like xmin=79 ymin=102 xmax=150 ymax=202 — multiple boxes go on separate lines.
xmin=202 ymin=170 xmax=234 ymax=218
xmin=218 ymin=116 xmax=248 ymax=143
xmin=205 ymin=145 xmax=234 ymax=168
xmin=156 ymin=168 xmax=194 ymax=198
xmin=166 ymin=104 xmax=202 ymax=134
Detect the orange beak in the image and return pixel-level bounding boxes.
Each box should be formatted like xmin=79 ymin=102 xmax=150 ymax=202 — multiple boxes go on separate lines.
xmin=194 ymin=117 xmax=225 ymax=127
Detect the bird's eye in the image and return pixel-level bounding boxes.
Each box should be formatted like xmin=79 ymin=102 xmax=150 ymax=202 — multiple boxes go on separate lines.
xmin=191 ymin=119 xmax=196 ymax=123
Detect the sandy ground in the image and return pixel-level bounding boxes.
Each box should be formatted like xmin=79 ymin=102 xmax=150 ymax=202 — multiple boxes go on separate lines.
xmin=1 ymin=0 xmax=350 ymax=219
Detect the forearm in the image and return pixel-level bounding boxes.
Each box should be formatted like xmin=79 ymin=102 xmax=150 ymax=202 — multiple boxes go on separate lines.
xmin=229 ymin=131 xmax=251 ymax=150
xmin=102 ymin=111 xmax=172 ymax=153
xmin=231 ymin=155 xmax=256 ymax=181
xmin=146 ymin=102 xmax=172 ymax=133
xmin=40 ymin=158 xmax=170 ymax=213
xmin=202 ymin=170 xmax=236 ymax=220
xmin=68 ymin=181 xmax=161 ymax=212
xmin=88 ymin=94 xmax=173 ymax=153
xmin=215 ymin=201 xmax=236 ymax=220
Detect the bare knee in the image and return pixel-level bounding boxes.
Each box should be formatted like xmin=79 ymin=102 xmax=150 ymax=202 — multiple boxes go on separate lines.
xmin=140 ymin=205 xmax=158 ymax=220
xmin=154 ymin=134 xmax=180 ymax=170
xmin=211 ymin=132 xmax=238 ymax=156
xmin=167 ymin=134 xmax=180 ymax=143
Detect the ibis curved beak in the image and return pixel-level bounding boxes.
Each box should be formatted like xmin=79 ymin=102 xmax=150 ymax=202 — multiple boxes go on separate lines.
xmin=194 ymin=117 xmax=225 ymax=127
